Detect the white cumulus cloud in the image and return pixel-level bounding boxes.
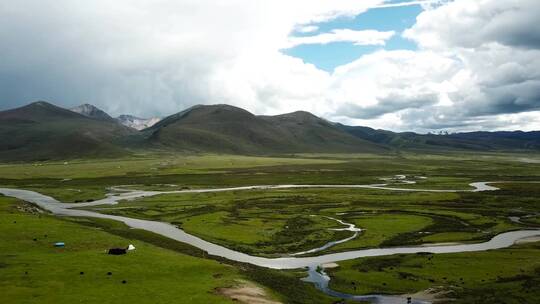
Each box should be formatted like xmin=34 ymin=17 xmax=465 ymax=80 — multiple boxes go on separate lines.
xmin=287 ymin=29 xmax=395 ymax=48
xmin=0 ymin=0 xmax=384 ymax=117
xmin=0 ymin=0 xmax=539 ymax=132
xmin=326 ymin=0 xmax=540 ymax=132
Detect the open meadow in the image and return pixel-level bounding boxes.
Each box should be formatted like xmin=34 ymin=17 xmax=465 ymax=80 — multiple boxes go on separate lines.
xmin=3 ymin=2 xmax=540 ymax=303
xmin=1 ymin=152 xmax=540 ymax=303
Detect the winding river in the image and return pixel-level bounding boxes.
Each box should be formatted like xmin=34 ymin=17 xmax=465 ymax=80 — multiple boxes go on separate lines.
xmin=1 ymin=180 xmax=538 ymax=303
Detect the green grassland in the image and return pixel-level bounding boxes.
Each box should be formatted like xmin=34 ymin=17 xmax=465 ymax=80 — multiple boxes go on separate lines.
xmin=91 ymin=181 xmax=539 ymax=255
xmin=0 ymin=195 xmax=337 ymax=304
xmin=90 ymin=189 xmax=355 ymax=255
xmin=0 ymin=154 xmax=342 ymax=203
xmin=0 ymin=195 xmax=244 ymax=304
xmin=1 ymin=152 xmax=539 ymax=204
xmin=327 ymin=242 xmax=540 ymax=303
xmin=0 ymin=154 xmax=343 ymax=203
xmin=1 ymin=152 xmax=540 ymax=303
xmin=0 ymin=154 xmax=342 ymax=179
xmin=333 ymin=213 xmax=433 ymax=250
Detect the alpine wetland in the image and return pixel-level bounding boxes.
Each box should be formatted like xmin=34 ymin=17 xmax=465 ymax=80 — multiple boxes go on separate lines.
xmin=1 ymin=1 xmax=540 ymax=304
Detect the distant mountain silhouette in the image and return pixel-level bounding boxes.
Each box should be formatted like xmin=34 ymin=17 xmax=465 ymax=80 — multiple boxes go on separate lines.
xmin=336 ymin=124 xmax=540 ymax=151
xmin=0 ymin=101 xmax=539 ymax=161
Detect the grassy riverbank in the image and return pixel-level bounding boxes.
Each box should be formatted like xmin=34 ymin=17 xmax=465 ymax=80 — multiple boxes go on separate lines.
xmin=2 ymin=152 xmax=539 ymax=204
xmin=0 ymin=195 xmax=339 ymax=304
xmin=91 ymin=184 xmax=536 ymax=256
xmin=0 ymin=195 xmax=245 ymax=303
xmin=1 ymin=152 xmax=540 ymax=303
xmin=327 ymin=241 xmax=540 ymax=303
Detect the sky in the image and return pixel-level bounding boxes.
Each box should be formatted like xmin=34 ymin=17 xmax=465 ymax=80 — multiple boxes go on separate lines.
xmin=1 ymin=0 xmax=540 ymax=133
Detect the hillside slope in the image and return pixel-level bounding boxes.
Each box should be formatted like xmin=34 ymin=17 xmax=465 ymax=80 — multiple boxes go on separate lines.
xmin=1 ymin=101 xmax=539 ymax=161
xmin=260 ymin=111 xmax=387 ymax=153
xmin=145 ymin=105 xmax=387 ymax=154
xmin=337 ymin=124 xmax=540 ymax=151
xmin=0 ymin=101 xmax=135 ymax=161
xmin=70 ymin=104 xmax=115 ymax=122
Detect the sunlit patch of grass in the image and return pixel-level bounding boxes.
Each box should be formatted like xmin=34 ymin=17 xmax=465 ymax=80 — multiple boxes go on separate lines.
xmin=0 ymin=196 xmax=248 ymax=304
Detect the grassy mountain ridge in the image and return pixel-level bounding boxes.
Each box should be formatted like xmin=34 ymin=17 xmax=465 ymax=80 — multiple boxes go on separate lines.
xmin=1 ymin=101 xmax=539 ymax=161
xmin=259 ymin=111 xmax=387 ymax=153
xmin=0 ymin=101 xmax=135 ymax=161
xmin=146 ymin=104 xmax=387 ymax=154
xmin=145 ymin=104 xmax=295 ymax=153
xmin=336 ymin=124 xmax=540 ymax=151
xmin=70 ymin=103 xmax=116 ymax=122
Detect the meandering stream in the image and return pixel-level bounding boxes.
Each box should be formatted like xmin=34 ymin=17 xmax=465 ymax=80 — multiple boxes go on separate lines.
xmin=290 ymin=216 xmax=363 ymax=256
xmin=1 ymin=180 xmax=538 ymax=303
xmin=303 ymin=265 xmax=431 ymax=304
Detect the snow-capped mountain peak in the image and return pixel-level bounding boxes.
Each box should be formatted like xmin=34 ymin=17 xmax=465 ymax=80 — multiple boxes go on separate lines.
xmin=116 ymin=114 xmax=161 ymax=130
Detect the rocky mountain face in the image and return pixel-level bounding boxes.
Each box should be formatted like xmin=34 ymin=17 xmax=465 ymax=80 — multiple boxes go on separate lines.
xmin=70 ymin=104 xmax=114 ymax=121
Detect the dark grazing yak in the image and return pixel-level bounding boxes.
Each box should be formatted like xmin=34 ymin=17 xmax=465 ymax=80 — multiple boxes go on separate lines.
xmin=107 ymin=247 xmax=127 ymax=255
xmin=107 ymin=244 xmax=135 ymax=255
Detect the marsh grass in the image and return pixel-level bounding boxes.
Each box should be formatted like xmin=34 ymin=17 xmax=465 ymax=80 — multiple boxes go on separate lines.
xmin=1 ymin=152 xmax=540 ymax=303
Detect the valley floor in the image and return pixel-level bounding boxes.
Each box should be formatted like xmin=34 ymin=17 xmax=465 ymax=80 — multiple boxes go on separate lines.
xmin=1 ymin=152 xmax=540 ymax=303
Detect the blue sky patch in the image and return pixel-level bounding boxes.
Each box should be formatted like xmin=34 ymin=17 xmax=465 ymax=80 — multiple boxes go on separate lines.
xmin=283 ymin=3 xmax=422 ymax=72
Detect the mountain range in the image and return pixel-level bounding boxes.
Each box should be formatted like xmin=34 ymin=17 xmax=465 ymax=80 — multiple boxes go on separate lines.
xmin=0 ymin=101 xmax=538 ymax=161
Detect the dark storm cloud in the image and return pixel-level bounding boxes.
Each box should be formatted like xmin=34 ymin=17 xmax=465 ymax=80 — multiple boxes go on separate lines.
xmin=0 ymin=1 xmax=386 ymax=119
xmin=0 ymin=1 xmax=239 ymax=117
xmin=406 ymin=0 xmax=540 ymax=50
xmin=449 ymin=79 xmax=540 ymax=118
xmin=336 ymin=93 xmax=438 ymax=119
xmin=482 ymin=81 xmax=540 ymax=114
xmin=476 ymin=0 xmax=540 ymax=50
xmin=333 ymin=0 xmax=540 ymax=131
